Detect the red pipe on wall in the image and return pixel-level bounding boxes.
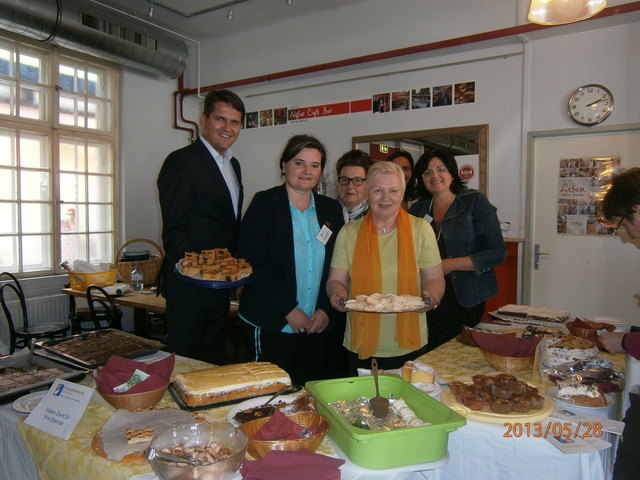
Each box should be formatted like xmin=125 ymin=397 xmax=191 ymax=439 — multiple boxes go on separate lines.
xmin=171 ymin=1 xmax=640 ymax=134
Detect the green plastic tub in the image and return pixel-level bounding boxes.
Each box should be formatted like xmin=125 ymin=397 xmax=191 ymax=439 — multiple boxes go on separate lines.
xmin=306 ymin=375 xmax=466 ymax=469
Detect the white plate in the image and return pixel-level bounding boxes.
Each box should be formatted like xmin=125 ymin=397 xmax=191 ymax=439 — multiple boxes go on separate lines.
xmin=12 ymin=391 xmax=47 ymax=414
xmin=547 ymin=386 xmax=614 ymax=408
xmin=226 ymin=394 xmax=300 ymax=427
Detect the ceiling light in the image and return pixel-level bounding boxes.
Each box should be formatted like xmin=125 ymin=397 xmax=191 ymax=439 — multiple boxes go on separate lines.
xmin=286 ymin=0 xmax=293 ymax=5
xmin=528 ymin=0 xmax=607 ymax=25
xmin=148 ymin=1 xmax=154 ymax=17
xmin=227 ymin=9 xmax=233 ymax=20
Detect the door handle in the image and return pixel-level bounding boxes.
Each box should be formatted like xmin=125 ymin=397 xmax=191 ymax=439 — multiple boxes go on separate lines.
xmin=534 ymin=243 xmax=550 ymax=270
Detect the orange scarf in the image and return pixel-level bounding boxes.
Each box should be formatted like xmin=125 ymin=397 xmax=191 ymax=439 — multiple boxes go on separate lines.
xmin=351 ymin=209 xmax=421 ymax=359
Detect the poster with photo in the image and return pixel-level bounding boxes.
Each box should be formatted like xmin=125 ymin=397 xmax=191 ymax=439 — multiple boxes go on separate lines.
xmin=432 ymin=85 xmax=452 ymax=107
xmin=246 ymin=111 xmax=258 ymax=129
xmin=260 ymin=109 xmax=273 ymax=127
xmin=411 ymin=88 xmax=430 ymax=109
xmin=372 ymin=93 xmax=390 ymax=113
xmin=454 ymin=82 xmax=475 ymax=104
xmin=392 ymin=91 xmax=409 ymax=111
xmin=556 ymin=157 xmax=620 ymax=235
xmin=274 ymin=107 xmax=288 ymax=125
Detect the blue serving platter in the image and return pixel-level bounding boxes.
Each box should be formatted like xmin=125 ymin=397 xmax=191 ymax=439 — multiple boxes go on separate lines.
xmin=174 ymin=262 xmax=251 ymax=289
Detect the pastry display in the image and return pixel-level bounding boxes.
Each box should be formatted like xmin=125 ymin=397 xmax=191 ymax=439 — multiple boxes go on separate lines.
xmin=0 ymin=366 xmax=65 ymax=391
xmin=345 ymin=293 xmax=424 ymax=312
xmin=157 ymin=442 xmax=233 ymax=465
xmin=173 ymin=362 xmax=292 ymax=408
xmin=402 ymin=360 xmax=435 ymax=384
xmin=449 ymin=375 xmax=546 ymax=415
xmin=540 ymin=335 xmax=599 ymax=365
xmin=39 ymin=330 xmax=163 ymax=366
xmin=494 ymin=304 xmax=570 ymax=323
xmin=126 ymin=426 xmax=154 ymax=445
xmin=232 ymin=391 xmax=315 ymax=424
xmin=180 ymin=248 xmax=252 ymax=282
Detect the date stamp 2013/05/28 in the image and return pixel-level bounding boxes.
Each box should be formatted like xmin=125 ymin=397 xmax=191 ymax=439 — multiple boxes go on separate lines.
xmin=503 ymin=422 xmax=603 ymax=438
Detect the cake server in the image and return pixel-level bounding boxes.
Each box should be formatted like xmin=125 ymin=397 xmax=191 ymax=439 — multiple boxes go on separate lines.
xmin=145 ymin=447 xmax=202 ymax=466
xmin=369 ymin=358 xmax=389 ymax=418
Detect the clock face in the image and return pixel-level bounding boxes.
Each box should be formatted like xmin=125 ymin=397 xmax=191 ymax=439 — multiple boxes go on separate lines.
xmin=568 ymin=84 xmax=614 ymax=126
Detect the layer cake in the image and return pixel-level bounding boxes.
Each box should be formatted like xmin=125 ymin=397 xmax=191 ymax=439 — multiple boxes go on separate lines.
xmin=173 ymin=362 xmax=291 ymax=407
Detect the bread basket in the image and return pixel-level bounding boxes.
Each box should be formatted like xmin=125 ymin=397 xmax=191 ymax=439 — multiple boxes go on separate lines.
xmin=480 ymin=350 xmax=534 ymax=373
xmin=97 ymin=383 xmax=168 ymax=410
xmin=115 ymin=238 xmax=164 ymax=286
xmin=239 ymin=412 xmax=328 ymax=459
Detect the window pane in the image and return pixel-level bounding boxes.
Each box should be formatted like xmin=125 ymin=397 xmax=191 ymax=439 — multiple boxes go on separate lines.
xmin=87 ymin=143 xmax=111 ymax=174
xmin=0 ymin=202 xmax=17 ymax=234
xmin=20 ymin=170 xmax=50 ymax=201
xmin=19 ymin=52 xmax=43 ymax=83
xmin=21 ymin=234 xmax=51 ymax=271
xmin=20 ymin=134 xmax=49 ymax=168
xmin=88 ymin=232 xmax=112 ymax=263
xmin=18 ymin=84 xmax=46 ymax=120
xmin=0 ymin=79 xmax=16 ymax=116
xmin=89 ymin=204 xmax=112 ymax=231
xmin=59 ymin=93 xmax=84 ymax=126
xmin=58 ymin=64 xmax=77 ymax=92
xmin=59 ymin=139 xmax=86 ymax=172
xmin=60 ymin=204 xmax=83 ymax=232
xmin=0 ymin=236 xmax=18 ymax=271
xmin=0 ymin=46 xmax=15 ymax=77
xmin=88 ymin=175 xmax=111 ymax=202
xmin=0 ymin=168 xmax=16 ymax=200
xmin=59 ymin=172 xmax=86 ymax=202
xmin=0 ymin=130 xmax=16 ymax=166
xmin=21 ymin=203 xmax=50 ymax=233
xmin=86 ymin=98 xmax=110 ymax=130
xmin=61 ymin=233 xmax=86 ymax=263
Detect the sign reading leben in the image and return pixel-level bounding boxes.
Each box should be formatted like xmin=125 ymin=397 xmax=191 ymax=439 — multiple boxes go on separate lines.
xmin=24 ymin=379 xmax=93 ymax=440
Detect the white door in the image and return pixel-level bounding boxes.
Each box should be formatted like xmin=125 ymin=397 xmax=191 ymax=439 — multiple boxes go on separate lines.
xmin=525 ymin=128 xmax=640 ymax=323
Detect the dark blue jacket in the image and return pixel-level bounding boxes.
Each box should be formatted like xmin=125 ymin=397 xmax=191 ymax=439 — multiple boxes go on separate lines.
xmin=238 ymin=185 xmax=344 ymax=331
xmin=409 ymin=189 xmax=506 ymax=307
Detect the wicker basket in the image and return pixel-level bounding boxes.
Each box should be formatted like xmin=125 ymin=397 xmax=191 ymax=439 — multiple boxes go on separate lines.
xmin=239 ymin=412 xmax=328 ymax=459
xmin=115 ymin=238 xmax=164 ymax=286
xmin=97 ymin=383 xmax=169 ymax=410
xmin=481 ymin=350 xmax=534 ymax=373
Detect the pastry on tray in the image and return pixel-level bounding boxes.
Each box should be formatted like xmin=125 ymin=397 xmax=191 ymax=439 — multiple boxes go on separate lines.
xmin=180 ymin=248 xmax=251 ymax=282
xmin=345 ymin=293 xmax=424 ymax=312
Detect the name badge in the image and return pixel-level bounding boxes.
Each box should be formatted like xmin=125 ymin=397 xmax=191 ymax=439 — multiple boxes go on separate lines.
xmin=317 ymin=225 xmax=333 ymax=245
xmin=423 ymin=213 xmax=433 ymax=223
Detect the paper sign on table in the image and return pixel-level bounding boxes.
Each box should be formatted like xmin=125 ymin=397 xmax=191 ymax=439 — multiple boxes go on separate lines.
xmin=24 ymin=379 xmax=93 ymax=440
xmin=539 ymin=418 xmax=612 ymax=454
xmin=549 ymin=408 xmax=625 ymax=435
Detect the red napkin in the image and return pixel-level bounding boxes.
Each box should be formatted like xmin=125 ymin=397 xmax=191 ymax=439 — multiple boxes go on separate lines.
xmin=240 ymin=449 xmax=345 ymax=480
xmin=252 ymin=409 xmax=325 ymax=441
xmin=95 ymin=354 xmax=174 ymax=394
xmin=471 ymin=331 xmax=541 ymax=357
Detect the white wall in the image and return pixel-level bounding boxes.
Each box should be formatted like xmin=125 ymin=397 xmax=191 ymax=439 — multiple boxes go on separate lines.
xmin=119 ymin=4 xmax=640 ymax=248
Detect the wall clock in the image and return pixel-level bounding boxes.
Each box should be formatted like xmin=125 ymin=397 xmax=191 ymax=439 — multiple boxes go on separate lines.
xmin=567 ymin=84 xmax=614 ymax=126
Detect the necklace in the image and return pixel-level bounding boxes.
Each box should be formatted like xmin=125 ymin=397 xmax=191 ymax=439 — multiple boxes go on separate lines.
xmin=374 ymin=219 xmax=397 ymax=233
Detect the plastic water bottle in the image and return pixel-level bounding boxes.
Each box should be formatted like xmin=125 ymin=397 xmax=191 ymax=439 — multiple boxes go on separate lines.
xmin=131 ymin=266 xmax=143 ymax=291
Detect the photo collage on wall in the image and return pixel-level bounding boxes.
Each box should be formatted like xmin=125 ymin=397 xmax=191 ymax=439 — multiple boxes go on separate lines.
xmin=244 ymin=81 xmax=476 ymax=128
xmin=556 ymin=157 xmax=620 ymax=235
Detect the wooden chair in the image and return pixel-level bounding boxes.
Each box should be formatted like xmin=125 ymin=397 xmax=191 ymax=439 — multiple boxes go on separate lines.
xmin=0 ymin=272 xmax=70 ymax=353
xmin=86 ymin=285 xmax=123 ymax=331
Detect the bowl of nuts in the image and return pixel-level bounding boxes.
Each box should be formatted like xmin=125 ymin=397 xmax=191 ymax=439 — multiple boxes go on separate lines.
xmin=147 ymin=422 xmax=248 ymax=480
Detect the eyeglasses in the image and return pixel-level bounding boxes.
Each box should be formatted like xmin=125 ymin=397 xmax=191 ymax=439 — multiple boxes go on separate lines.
xmin=597 ymin=215 xmax=625 ymax=236
xmin=422 ymin=166 xmax=449 ymax=177
xmin=338 ymin=176 xmax=365 ymax=186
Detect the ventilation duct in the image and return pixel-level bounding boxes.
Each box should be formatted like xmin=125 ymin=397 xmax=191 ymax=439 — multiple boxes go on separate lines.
xmin=0 ymin=0 xmax=188 ymax=78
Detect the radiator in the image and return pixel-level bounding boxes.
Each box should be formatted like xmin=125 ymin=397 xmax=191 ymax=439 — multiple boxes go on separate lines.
xmin=2 ymin=294 xmax=69 ymax=327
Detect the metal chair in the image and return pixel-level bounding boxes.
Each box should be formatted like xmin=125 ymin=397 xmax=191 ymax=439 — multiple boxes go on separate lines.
xmin=0 ymin=272 xmax=70 ymax=353
xmin=86 ymin=285 xmax=123 ymax=331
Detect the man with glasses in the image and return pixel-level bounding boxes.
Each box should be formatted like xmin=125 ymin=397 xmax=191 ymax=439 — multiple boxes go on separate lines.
xmin=335 ymin=150 xmax=372 ymax=223
xmin=597 ymin=166 xmax=640 ymax=480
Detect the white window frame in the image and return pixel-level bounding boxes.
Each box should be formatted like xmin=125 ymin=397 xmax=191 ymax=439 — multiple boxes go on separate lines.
xmin=0 ymin=32 xmax=118 ymax=277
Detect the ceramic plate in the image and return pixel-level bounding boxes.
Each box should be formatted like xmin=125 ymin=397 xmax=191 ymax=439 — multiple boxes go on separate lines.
xmin=546 ymin=386 xmax=614 ymax=408
xmin=12 ymin=391 xmax=47 ymax=414
xmin=226 ymin=394 xmax=300 ymax=427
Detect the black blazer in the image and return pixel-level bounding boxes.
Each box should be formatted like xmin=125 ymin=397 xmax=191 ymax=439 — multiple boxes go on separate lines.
xmin=157 ymin=138 xmax=243 ymax=293
xmin=238 ymin=185 xmax=344 ymax=332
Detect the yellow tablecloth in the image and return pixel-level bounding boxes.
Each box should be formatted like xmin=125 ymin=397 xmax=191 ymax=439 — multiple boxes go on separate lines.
xmin=17 ymin=355 xmax=336 ymax=480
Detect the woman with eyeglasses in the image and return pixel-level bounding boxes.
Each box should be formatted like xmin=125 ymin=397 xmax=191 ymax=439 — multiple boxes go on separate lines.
xmin=237 ymin=135 xmax=344 ymax=385
xmin=327 ymin=161 xmax=445 ymax=373
xmin=336 ymin=149 xmax=372 ymax=223
xmin=406 ymin=150 xmax=506 ymax=351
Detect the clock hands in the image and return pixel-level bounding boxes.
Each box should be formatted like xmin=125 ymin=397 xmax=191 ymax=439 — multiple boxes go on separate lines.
xmin=586 ymin=98 xmax=607 ymax=107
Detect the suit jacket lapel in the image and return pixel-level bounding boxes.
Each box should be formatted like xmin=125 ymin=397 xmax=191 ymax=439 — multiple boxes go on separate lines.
xmin=196 ymin=139 xmax=239 ymax=222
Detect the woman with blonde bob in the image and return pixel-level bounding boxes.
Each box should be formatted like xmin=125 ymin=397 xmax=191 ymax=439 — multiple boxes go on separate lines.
xmin=327 ymin=161 xmax=445 ymax=373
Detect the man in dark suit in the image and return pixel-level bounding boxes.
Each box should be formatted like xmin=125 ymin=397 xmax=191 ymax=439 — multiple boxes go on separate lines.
xmin=157 ymin=89 xmax=245 ymax=364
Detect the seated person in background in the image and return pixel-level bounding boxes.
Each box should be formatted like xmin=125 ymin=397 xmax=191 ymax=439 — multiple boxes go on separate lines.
xmin=596 ymin=166 xmax=640 ymax=480
xmin=327 ymin=161 xmax=444 ymax=375
xmin=336 ymin=149 xmax=372 ymax=223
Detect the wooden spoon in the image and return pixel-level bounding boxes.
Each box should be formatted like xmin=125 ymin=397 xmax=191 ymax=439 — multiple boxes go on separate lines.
xmin=369 ymin=358 xmax=389 ymax=418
